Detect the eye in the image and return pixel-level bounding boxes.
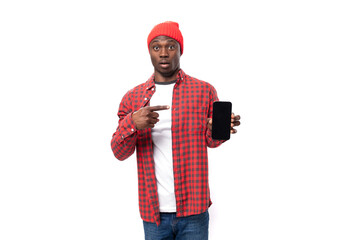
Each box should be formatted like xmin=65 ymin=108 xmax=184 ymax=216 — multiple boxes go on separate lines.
xmin=153 ymin=46 xmax=160 ymax=51
xmin=168 ymin=45 xmax=176 ymax=50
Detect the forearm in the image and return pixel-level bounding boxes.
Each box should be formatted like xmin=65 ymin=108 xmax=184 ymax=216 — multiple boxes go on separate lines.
xmin=111 ymin=113 xmax=137 ymax=161
xmin=205 ymin=128 xmax=225 ymax=148
xmin=205 ymin=84 xmax=226 ymax=148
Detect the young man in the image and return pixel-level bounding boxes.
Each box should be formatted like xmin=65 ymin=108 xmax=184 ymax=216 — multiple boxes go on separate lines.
xmin=111 ymin=21 xmax=241 ymax=240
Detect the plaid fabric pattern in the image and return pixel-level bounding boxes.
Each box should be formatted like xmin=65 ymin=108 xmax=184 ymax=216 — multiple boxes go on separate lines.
xmin=111 ymin=69 xmax=224 ymax=225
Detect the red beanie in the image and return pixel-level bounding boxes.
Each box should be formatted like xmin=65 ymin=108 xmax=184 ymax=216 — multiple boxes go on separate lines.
xmin=147 ymin=21 xmax=184 ymax=55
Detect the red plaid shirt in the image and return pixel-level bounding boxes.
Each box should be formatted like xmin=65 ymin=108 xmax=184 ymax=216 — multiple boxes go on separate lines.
xmin=111 ymin=69 xmax=224 ymax=225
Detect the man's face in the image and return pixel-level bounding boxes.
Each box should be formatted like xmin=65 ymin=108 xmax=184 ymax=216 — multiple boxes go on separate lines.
xmin=149 ymin=35 xmax=181 ymax=79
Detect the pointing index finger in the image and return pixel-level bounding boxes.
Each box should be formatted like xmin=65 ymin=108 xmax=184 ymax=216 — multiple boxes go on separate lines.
xmin=148 ymin=105 xmax=170 ymax=112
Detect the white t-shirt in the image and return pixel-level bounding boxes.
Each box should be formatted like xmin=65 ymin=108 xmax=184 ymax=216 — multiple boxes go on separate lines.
xmin=150 ymin=80 xmax=176 ymax=212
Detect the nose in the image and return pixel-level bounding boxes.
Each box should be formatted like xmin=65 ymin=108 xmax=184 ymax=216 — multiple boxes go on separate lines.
xmin=159 ymin=47 xmax=169 ymax=58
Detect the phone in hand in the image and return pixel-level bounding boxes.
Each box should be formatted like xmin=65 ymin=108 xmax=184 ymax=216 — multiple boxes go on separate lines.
xmin=211 ymin=101 xmax=232 ymax=140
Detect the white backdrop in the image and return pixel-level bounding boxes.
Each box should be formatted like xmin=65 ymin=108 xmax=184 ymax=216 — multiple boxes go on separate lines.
xmin=1 ymin=0 xmax=359 ymax=239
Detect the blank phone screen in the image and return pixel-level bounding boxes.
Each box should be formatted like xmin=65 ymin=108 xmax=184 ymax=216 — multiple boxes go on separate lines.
xmin=212 ymin=101 xmax=232 ymax=140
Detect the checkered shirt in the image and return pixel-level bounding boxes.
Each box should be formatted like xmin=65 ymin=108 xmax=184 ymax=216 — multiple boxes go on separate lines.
xmin=111 ymin=69 xmax=224 ymax=225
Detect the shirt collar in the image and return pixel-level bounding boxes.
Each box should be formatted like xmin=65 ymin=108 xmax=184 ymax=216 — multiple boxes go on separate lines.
xmin=145 ymin=69 xmax=186 ymax=90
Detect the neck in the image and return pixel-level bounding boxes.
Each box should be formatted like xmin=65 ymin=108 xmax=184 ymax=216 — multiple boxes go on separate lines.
xmin=154 ymin=68 xmax=180 ymax=83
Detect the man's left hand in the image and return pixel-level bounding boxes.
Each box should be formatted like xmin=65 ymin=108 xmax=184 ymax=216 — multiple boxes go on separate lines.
xmin=230 ymin=113 xmax=241 ymax=134
xmin=207 ymin=113 xmax=241 ymax=134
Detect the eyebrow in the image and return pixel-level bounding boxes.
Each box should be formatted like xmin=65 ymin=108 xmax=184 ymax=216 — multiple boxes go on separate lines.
xmin=151 ymin=39 xmax=177 ymax=44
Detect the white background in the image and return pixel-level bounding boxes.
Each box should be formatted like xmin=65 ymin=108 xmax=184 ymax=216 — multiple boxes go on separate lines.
xmin=1 ymin=0 xmax=359 ymax=239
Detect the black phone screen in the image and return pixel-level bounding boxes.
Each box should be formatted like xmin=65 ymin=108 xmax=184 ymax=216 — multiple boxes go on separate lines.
xmin=212 ymin=101 xmax=232 ymax=140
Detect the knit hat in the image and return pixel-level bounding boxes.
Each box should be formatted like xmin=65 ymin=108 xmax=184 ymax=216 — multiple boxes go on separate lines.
xmin=147 ymin=21 xmax=184 ymax=55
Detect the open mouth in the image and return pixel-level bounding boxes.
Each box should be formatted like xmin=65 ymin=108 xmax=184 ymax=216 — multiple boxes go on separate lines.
xmin=159 ymin=62 xmax=170 ymax=68
xmin=160 ymin=63 xmax=170 ymax=68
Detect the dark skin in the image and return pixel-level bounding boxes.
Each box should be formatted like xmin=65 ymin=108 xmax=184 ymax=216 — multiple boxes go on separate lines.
xmin=132 ymin=35 xmax=241 ymax=133
xmin=149 ymin=35 xmax=181 ymax=83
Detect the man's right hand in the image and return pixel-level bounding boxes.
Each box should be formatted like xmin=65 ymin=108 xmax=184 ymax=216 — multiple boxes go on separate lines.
xmin=132 ymin=105 xmax=170 ymax=130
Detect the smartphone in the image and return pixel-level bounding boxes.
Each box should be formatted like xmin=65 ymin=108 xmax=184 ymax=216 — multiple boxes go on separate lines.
xmin=212 ymin=101 xmax=232 ymax=140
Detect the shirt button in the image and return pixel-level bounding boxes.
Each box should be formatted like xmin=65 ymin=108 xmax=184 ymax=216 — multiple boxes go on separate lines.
xmin=144 ymin=98 xmax=148 ymax=100
xmin=131 ymin=128 xmax=134 ymax=132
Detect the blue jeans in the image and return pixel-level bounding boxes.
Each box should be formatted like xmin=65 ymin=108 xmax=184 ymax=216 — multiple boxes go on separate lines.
xmin=143 ymin=211 xmax=209 ymax=240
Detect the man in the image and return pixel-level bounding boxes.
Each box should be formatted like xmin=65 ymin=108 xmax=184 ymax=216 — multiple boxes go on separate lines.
xmin=111 ymin=21 xmax=240 ymax=240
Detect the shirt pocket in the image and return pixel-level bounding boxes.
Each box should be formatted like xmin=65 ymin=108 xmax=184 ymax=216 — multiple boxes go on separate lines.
xmin=180 ymin=106 xmax=208 ymax=132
